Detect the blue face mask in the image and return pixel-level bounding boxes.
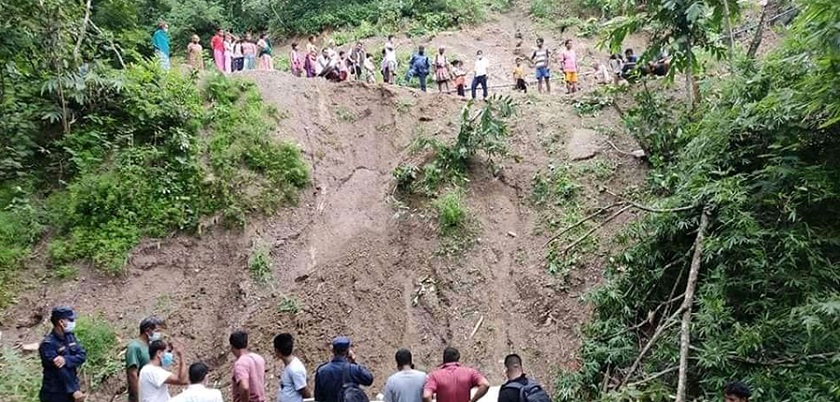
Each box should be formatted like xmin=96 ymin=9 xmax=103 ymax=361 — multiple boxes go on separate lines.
xmin=161 ymin=352 xmax=174 ymax=367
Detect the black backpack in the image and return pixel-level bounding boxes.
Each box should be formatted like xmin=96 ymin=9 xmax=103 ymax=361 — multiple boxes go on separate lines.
xmin=338 ymin=363 xmax=370 ymax=402
xmin=502 ymin=378 xmax=551 ymax=402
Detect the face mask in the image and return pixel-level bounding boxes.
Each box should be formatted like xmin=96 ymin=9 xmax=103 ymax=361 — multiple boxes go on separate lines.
xmin=161 ymin=352 xmax=175 ymax=367
xmin=150 ymin=332 xmax=162 ymax=342
xmin=64 ymin=320 xmax=76 ymax=333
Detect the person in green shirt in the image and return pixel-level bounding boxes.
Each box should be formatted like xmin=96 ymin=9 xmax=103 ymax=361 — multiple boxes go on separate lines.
xmin=126 ymin=316 xmax=166 ymax=402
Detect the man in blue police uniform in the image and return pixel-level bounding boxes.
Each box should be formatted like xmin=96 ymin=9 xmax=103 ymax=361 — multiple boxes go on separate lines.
xmin=314 ymin=336 xmax=374 ymax=402
xmin=39 ymin=306 xmax=87 ymax=402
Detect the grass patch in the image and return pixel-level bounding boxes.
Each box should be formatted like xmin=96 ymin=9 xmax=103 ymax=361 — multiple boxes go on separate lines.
xmin=75 ymin=315 xmax=121 ymax=388
xmin=0 ymin=346 xmax=40 ymax=402
xmin=277 ymin=296 xmax=301 ymax=314
xmin=530 ymin=163 xmax=582 ymax=208
xmin=575 ymin=158 xmax=617 ymax=181
xmin=248 ymin=245 xmax=272 ymax=283
xmin=335 ymin=107 xmax=358 ymax=122
xmin=434 ymin=189 xmax=470 ymax=236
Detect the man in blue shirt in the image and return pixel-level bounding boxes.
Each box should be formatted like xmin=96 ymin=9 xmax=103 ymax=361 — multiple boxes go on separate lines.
xmin=152 ymin=21 xmax=171 ymax=71
xmin=314 ymin=337 xmax=374 ymax=402
xmin=39 ymin=306 xmax=87 ymax=402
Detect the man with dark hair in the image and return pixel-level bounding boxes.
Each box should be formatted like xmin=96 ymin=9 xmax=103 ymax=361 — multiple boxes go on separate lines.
xmin=139 ymin=340 xmax=188 ymax=402
xmin=423 ymin=347 xmax=489 ymax=402
xmin=230 ymin=330 xmax=267 ymax=402
xmin=39 ymin=306 xmax=86 ymax=402
xmin=723 ymin=381 xmax=751 ymax=402
xmin=406 ymin=46 xmax=431 ymax=92
xmin=498 ymin=354 xmax=550 ymax=402
xmin=127 ymin=316 xmax=166 ymax=402
xmin=314 ymin=336 xmax=374 ymax=402
xmin=274 ymin=333 xmax=311 ymax=402
xmin=170 ymin=362 xmax=223 ymax=402
xmin=382 ymin=349 xmax=426 ymax=402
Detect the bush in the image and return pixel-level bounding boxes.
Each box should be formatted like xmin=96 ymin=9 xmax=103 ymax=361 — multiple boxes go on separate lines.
xmin=0 ymin=347 xmax=40 ymax=402
xmin=434 ymin=189 xmax=469 ymax=236
xmin=75 ymin=315 xmax=120 ymax=388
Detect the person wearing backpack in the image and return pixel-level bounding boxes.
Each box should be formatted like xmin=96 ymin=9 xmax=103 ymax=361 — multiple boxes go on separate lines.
xmin=497 ymin=354 xmax=550 ymax=402
xmin=314 ymin=337 xmax=374 ymax=402
xmin=405 ymin=46 xmax=431 ymax=92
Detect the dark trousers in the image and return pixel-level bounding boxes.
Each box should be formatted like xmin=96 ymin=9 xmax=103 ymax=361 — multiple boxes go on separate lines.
xmin=515 ymin=78 xmax=527 ymax=93
xmin=233 ymin=57 xmax=244 ymax=71
xmin=471 ymin=75 xmax=488 ymax=99
xmin=40 ymin=391 xmax=73 ymax=402
xmin=417 ymin=73 xmax=427 ymax=92
xmin=457 ymin=84 xmax=465 ymax=97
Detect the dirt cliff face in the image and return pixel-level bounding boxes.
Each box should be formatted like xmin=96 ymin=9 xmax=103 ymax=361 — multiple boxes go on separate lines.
xmin=1 ymin=14 xmax=649 ymax=401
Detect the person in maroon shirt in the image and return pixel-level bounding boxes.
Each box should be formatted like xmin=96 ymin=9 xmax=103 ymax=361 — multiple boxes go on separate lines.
xmin=422 ymin=347 xmax=489 ymax=402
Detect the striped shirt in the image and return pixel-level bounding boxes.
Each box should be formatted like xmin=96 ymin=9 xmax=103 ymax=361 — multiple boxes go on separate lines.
xmin=532 ymin=48 xmax=549 ymax=68
xmin=423 ymin=363 xmax=487 ymax=402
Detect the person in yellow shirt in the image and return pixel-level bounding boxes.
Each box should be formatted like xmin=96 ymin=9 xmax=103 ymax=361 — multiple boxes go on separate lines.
xmin=513 ymin=58 xmax=527 ymax=93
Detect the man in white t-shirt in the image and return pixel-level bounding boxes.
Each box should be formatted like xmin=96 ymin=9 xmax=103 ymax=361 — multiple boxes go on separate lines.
xmin=170 ymin=362 xmax=223 ymax=402
xmin=384 ymin=35 xmax=398 ymax=84
xmin=273 ymin=333 xmax=311 ymax=402
xmin=471 ymin=50 xmax=490 ymax=100
xmin=139 ymin=340 xmax=188 ymax=402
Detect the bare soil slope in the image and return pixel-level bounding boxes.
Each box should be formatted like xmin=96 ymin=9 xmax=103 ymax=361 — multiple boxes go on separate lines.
xmin=1 ymin=12 xmax=648 ymax=402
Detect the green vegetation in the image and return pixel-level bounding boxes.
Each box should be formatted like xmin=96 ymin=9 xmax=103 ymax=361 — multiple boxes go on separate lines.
xmin=277 ymin=296 xmax=302 ymax=314
xmin=75 ymin=315 xmax=121 ymax=388
xmin=0 ymin=346 xmax=41 ymax=402
xmin=556 ymin=0 xmax=840 ymax=400
xmin=434 ymin=189 xmax=470 ymax=236
xmin=248 ymin=245 xmax=272 ymax=283
xmin=0 ymin=0 xmax=309 ymax=306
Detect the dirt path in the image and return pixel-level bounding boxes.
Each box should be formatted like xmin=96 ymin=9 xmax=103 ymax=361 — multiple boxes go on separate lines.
xmin=0 ymin=10 xmax=648 ymax=402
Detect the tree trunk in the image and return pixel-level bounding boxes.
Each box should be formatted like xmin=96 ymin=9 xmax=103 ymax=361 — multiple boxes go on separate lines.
xmin=675 ymin=207 xmax=712 ymax=402
xmin=721 ymin=0 xmax=735 ymax=67
xmin=747 ymin=1 xmax=771 ymax=59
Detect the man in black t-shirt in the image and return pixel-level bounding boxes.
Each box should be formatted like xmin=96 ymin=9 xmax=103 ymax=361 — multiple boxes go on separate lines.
xmin=498 ymin=355 xmax=526 ymax=402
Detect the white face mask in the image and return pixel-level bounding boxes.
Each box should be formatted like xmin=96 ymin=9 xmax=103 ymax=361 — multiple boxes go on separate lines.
xmin=150 ymin=332 xmax=162 ymax=342
xmin=64 ymin=320 xmax=76 ymax=333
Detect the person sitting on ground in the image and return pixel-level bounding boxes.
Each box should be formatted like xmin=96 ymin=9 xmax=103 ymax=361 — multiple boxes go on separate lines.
xmin=649 ymin=48 xmax=671 ymax=77
xmin=723 ymin=381 xmax=751 ymax=402
xmin=406 ymin=46 xmax=431 ymax=92
xmin=229 ymin=330 xmax=266 ymax=402
xmin=608 ymin=54 xmax=623 ymax=85
xmin=422 ymin=347 xmax=489 ymax=402
xmin=363 ymin=53 xmax=376 ymax=83
xmin=497 ymin=354 xmax=550 ymax=402
xmin=316 ymin=48 xmax=339 ymax=82
xmin=169 ymin=362 xmax=223 ymax=402
xmin=621 ymin=48 xmax=638 ymax=80
xmin=314 ymin=337 xmax=374 ymax=402
xmin=139 ymin=340 xmax=188 ymax=402
xmin=382 ymin=348 xmax=426 ymax=402
xmin=513 ymin=58 xmax=527 ymax=93
xmin=585 ymin=61 xmax=611 ymax=85
xmin=274 ymin=333 xmax=311 ymax=402
xmin=126 ymin=316 xmax=166 ymax=402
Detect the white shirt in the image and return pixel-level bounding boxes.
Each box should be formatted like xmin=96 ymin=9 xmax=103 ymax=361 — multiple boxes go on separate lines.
xmin=277 ymin=356 xmax=308 ymax=402
xmin=170 ymin=384 xmax=223 ymax=402
xmin=139 ymin=364 xmax=173 ymax=402
xmin=385 ymin=41 xmax=397 ymax=63
xmin=474 ymin=57 xmax=489 ymax=76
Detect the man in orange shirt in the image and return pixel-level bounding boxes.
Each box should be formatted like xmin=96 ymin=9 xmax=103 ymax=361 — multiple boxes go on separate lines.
xmin=422 ymin=347 xmax=489 ymax=402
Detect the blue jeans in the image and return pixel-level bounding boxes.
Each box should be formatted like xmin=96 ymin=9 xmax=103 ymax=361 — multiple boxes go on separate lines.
xmin=471 ymin=75 xmax=487 ymax=99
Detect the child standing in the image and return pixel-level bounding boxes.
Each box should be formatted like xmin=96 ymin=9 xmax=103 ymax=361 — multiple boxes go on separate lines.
xmin=452 ymin=60 xmax=467 ymax=97
xmin=187 ymin=35 xmax=204 ymax=71
xmin=363 ymin=53 xmax=376 ymax=83
xmin=290 ymin=43 xmax=304 ymax=77
xmin=242 ymin=34 xmax=256 ymax=70
xmin=560 ymin=39 xmax=578 ymax=93
xmin=513 ymin=58 xmax=526 ymax=93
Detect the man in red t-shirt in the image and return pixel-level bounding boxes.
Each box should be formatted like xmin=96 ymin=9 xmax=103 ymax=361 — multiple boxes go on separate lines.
xmin=422 ymin=347 xmax=489 ymax=402
xmin=210 ymin=29 xmax=225 ymax=72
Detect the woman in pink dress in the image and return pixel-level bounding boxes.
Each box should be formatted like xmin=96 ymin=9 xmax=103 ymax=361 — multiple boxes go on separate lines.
xmin=290 ymin=43 xmax=304 ymax=77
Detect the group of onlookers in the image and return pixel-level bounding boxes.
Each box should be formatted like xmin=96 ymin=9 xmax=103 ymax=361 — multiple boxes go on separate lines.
xmin=189 ymin=29 xmax=275 ymax=73
xmin=39 ymin=306 xmax=755 ymax=402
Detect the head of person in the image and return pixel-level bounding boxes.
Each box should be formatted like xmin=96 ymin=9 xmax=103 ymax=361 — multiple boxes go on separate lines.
xmin=339 ymin=50 xmax=346 ymax=58
xmin=50 ymin=306 xmax=76 ymax=333
xmin=388 ymin=35 xmax=395 ymax=41
xmin=516 ymin=58 xmax=521 ymax=66
xmin=381 ymin=49 xmax=386 ymax=56
xmin=149 ymin=339 xmax=173 ymax=367
xmin=439 ymin=46 xmax=445 ymax=55
xmin=260 ymin=33 xmax=266 ymax=40
xmin=356 ymin=42 xmax=363 ymax=49
xmin=395 ymin=348 xmax=414 ymax=369
xmin=191 ymin=34 xmax=200 ymax=44
xmin=476 ymin=50 xmax=483 ymax=59
xmin=229 ymin=330 xmax=249 ymax=357
xmin=723 ymin=382 xmax=751 ymax=402
xmin=625 ymin=48 xmax=634 ymax=57
xmin=332 ymin=336 xmax=351 ymax=357
xmin=245 ymin=32 xmax=251 ymax=40
xmin=292 ymin=43 xmax=298 ymax=50
xmin=158 ymin=21 xmax=168 ymax=32
xmin=273 ymin=333 xmax=294 ymax=359
xmin=418 ymin=46 xmax=425 ymax=55
xmin=442 ymin=346 xmax=460 ymax=364
xmin=503 ymin=354 xmax=523 ymax=380
xmin=536 ymin=37 xmax=544 ymax=47
xmin=309 ymin=35 xmax=316 ymax=43
xmin=322 ymin=48 xmax=329 ymax=57
xmin=216 ymin=29 xmax=223 ymax=36
xmin=565 ymin=39 xmax=572 ymax=49
xmin=139 ymin=316 xmax=166 ymax=342
xmin=189 ymin=362 xmax=209 ymax=385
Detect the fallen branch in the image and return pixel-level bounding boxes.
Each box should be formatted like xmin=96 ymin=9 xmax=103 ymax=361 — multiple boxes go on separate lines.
xmin=606 ymin=139 xmax=645 ymax=158
xmin=675 ymin=206 xmax=712 ymax=402
xmin=606 ymin=189 xmax=697 ymax=213
xmin=619 ymin=310 xmax=681 ymax=388
xmin=543 ymin=202 xmax=623 ymax=247
xmin=730 ymin=352 xmax=839 ymax=367
xmin=468 ymin=316 xmax=484 ymax=340
xmin=626 ymin=365 xmax=678 ymax=388
xmin=560 ymin=204 xmax=633 ymax=255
